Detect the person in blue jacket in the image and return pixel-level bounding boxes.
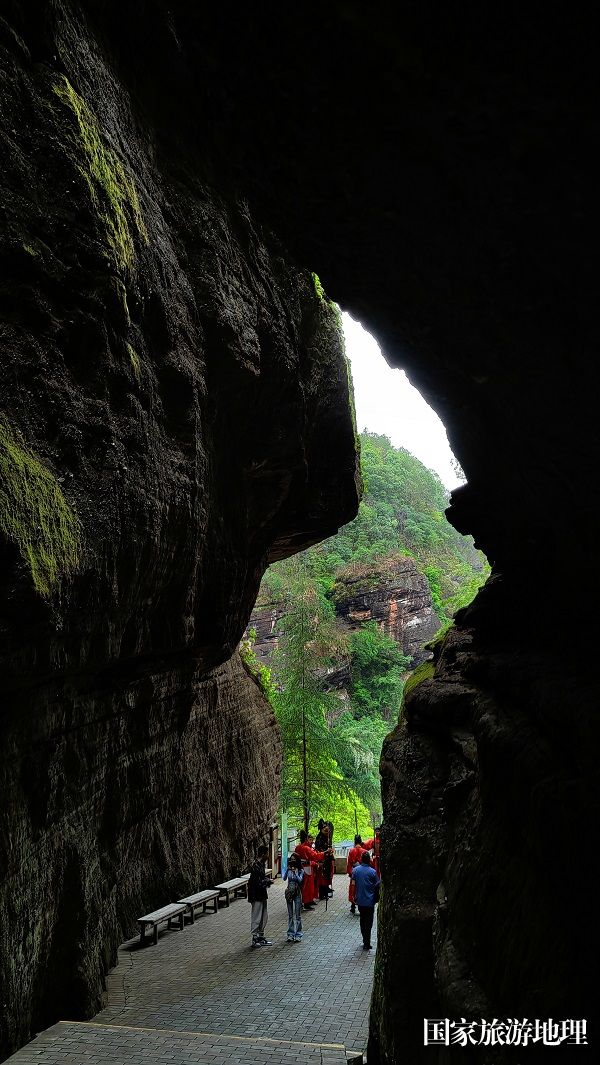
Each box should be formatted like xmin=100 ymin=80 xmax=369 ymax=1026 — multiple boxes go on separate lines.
xmin=351 ymin=851 xmax=380 ymax=950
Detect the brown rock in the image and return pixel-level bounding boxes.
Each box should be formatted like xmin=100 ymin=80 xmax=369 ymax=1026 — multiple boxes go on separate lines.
xmin=332 ymin=558 xmax=441 ymax=666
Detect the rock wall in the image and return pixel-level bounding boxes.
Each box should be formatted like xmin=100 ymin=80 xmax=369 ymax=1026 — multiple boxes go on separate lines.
xmin=0 ymin=654 xmax=280 ymax=1052
xmin=332 ymin=558 xmax=440 ymax=666
xmin=0 ymin=4 xmax=360 ymax=1056
xmin=370 ymin=582 xmax=597 ymax=1063
xmin=251 ymin=557 xmax=439 ymax=674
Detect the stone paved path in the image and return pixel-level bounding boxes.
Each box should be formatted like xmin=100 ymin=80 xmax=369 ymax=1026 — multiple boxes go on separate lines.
xmin=8 ymin=876 xmax=375 ymax=1064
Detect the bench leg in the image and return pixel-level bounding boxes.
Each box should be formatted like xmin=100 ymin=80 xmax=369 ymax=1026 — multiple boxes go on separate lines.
xmin=140 ymin=925 xmax=146 ymax=946
xmin=189 ymin=906 xmax=195 ymax=924
xmin=153 ymin=923 xmax=158 ymax=946
xmin=213 ymin=897 xmax=218 ymax=913
xmin=222 ymin=892 xmax=229 ymax=907
xmin=179 ymin=912 xmax=184 ymax=930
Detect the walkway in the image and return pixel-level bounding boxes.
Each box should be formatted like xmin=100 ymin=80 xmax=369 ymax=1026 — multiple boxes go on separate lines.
xmin=8 ymin=876 xmax=375 ymax=1064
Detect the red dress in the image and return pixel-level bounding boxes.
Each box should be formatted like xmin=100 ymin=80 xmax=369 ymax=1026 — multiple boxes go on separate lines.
xmin=363 ymin=838 xmax=380 ymax=876
xmin=346 ymin=845 xmax=365 ymax=903
xmin=294 ymin=843 xmax=322 ymax=904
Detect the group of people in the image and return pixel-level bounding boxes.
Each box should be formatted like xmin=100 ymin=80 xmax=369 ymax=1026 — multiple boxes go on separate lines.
xmin=283 ymin=821 xmax=335 ymax=941
xmin=247 ymin=822 xmax=381 ymax=951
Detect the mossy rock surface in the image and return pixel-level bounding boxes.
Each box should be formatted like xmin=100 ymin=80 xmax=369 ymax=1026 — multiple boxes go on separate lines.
xmin=402 ymin=658 xmax=435 ymax=699
xmin=52 ymin=75 xmax=147 ymax=272
xmin=0 ymin=421 xmax=81 ymax=596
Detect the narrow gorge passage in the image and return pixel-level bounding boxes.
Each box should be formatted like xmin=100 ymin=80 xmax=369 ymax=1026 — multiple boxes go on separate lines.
xmin=6 ymin=879 xmax=371 ymax=1065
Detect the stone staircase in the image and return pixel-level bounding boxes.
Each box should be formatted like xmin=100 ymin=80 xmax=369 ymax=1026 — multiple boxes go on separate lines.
xmin=6 ymin=1020 xmax=353 ymax=1064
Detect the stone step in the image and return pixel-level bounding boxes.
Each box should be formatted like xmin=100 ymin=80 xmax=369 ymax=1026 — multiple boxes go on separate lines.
xmin=7 ymin=1020 xmax=349 ymax=1064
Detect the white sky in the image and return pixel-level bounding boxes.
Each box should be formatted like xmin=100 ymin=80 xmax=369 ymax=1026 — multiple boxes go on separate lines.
xmin=342 ymin=312 xmax=464 ymax=492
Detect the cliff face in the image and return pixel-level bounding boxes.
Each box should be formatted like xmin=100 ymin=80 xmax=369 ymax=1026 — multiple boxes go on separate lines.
xmin=1 ymin=654 xmax=281 ymax=1051
xmin=0 ymin=6 xmax=360 ymax=1056
xmin=332 ymin=559 xmax=440 ymax=667
xmin=371 ymin=583 xmax=597 ymax=1063
xmin=250 ymin=557 xmax=439 ymax=688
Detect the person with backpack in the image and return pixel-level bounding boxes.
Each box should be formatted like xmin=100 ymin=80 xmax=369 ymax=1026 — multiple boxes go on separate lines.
xmin=283 ymin=852 xmax=305 ymax=941
xmin=248 ymin=844 xmax=273 ymax=948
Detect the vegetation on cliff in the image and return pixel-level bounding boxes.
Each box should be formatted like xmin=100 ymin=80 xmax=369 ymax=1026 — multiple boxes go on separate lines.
xmin=261 ymin=432 xmax=487 ymax=619
xmin=251 ymin=432 xmax=488 ymax=835
xmin=244 ymin=560 xmax=410 ymax=832
xmin=0 ymin=421 xmax=81 ymax=596
xmin=53 ymin=76 xmax=147 ymax=272
xmin=242 ymin=569 xmax=379 ymax=835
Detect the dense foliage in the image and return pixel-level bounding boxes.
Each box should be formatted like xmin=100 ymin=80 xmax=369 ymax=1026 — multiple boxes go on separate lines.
xmin=252 ymin=432 xmax=489 ymax=838
xmin=261 ymin=433 xmax=487 ymax=615
xmin=243 ymin=568 xmax=422 ymax=834
xmin=241 ymin=566 xmax=375 ymax=833
xmin=348 ymin=622 xmax=410 ymax=719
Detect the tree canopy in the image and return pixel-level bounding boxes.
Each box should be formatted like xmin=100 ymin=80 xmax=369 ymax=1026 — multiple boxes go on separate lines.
xmin=249 ymin=433 xmax=489 ymax=836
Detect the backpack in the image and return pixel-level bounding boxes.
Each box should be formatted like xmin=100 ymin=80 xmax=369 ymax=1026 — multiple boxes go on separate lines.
xmin=285 ymin=875 xmax=301 ymax=902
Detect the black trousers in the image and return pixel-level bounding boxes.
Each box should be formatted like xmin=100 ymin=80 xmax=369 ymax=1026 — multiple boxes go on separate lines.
xmin=358 ymin=904 xmax=374 ymax=946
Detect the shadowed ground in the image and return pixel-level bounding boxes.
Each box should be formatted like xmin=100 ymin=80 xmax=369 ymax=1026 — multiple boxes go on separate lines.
xmin=7 ymin=876 xmax=375 ymax=1063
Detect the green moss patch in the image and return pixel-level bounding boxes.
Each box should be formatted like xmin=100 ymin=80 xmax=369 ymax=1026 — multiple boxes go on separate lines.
xmin=403 ymin=659 xmax=435 ymax=699
xmin=0 ymin=421 xmax=81 ymax=596
xmin=311 ymin=271 xmax=326 ymax=300
xmin=53 ymin=76 xmax=148 ymax=271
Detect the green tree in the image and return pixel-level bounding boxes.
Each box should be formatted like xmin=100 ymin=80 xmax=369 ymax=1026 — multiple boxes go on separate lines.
xmin=270 ymin=566 xmax=354 ymax=831
xmin=331 ymin=712 xmax=390 ymax=822
xmin=296 ymin=431 xmax=489 ymax=621
xmin=348 ymin=621 xmax=411 ymax=719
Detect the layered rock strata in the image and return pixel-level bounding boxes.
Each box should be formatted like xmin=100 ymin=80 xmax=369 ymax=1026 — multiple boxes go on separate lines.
xmin=1 ymin=654 xmax=280 ymax=1052
xmin=0 ymin=6 xmax=360 ymax=1056
xmin=332 ymin=558 xmax=440 ymax=666
xmin=250 ymin=556 xmax=439 ymax=676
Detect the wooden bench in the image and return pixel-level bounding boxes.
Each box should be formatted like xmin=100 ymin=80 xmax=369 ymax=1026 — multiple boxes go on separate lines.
xmin=177 ymin=889 xmax=220 ymax=923
xmin=214 ymin=873 xmax=250 ymax=906
xmin=137 ymin=903 xmax=187 ymax=945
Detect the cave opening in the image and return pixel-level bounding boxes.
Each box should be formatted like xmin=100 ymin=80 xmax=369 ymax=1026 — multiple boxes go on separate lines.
xmin=245 ymin=306 xmax=488 ymax=845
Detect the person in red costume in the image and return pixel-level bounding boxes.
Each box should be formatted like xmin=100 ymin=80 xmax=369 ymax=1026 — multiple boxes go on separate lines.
xmin=363 ymin=827 xmax=381 ymax=877
xmin=347 ymin=834 xmax=365 ymax=915
xmin=294 ymin=830 xmax=323 ymax=909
